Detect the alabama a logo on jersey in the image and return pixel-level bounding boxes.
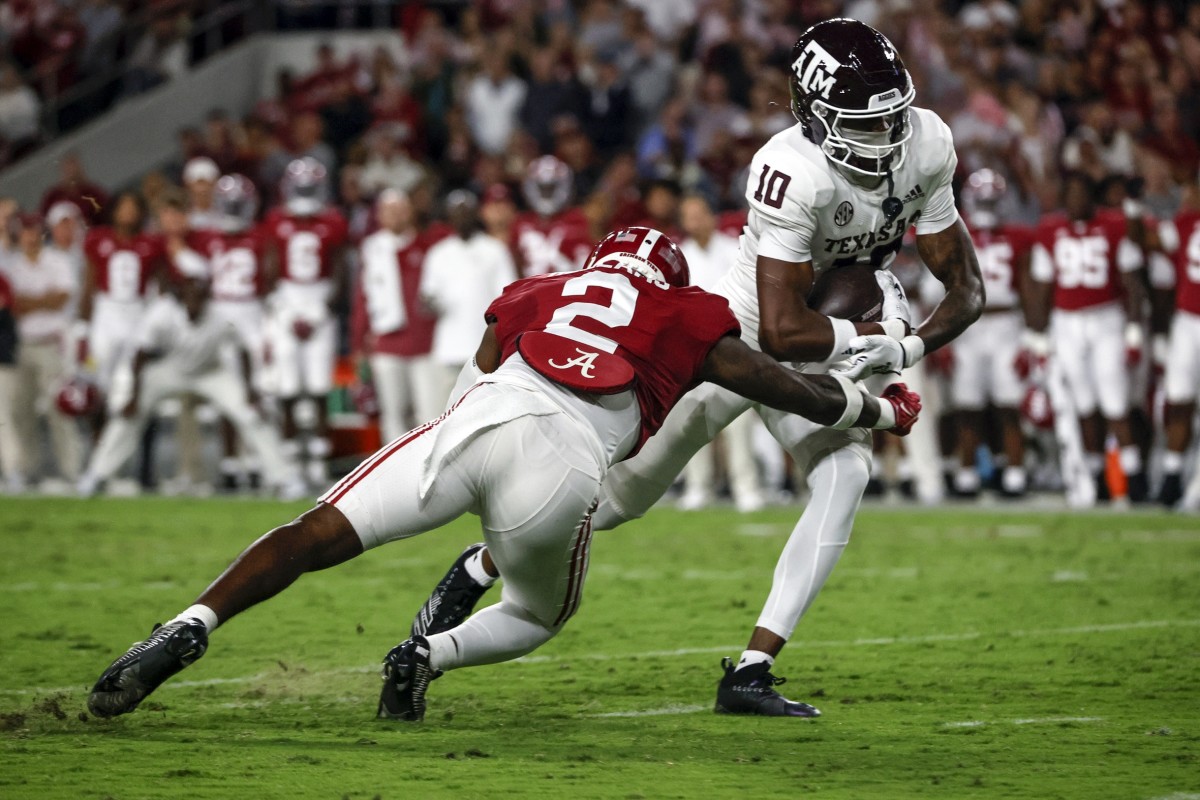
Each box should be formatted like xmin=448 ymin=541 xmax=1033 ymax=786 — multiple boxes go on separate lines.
xmin=792 ymin=41 xmax=842 ymax=99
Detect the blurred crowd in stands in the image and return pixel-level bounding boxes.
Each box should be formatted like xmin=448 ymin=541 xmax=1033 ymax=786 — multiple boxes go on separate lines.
xmin=1 ymin=0 xmax=1200 ymax=510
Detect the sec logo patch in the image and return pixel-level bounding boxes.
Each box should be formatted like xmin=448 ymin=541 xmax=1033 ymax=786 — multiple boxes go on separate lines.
xmin=834 ymin=201 xmax=854 ymax=227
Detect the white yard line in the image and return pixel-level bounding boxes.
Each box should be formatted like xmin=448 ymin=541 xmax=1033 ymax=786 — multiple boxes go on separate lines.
xmin=942 ymin=716 xmax=1103 ymax=729
xmin=7 ymin=618 xmax=1199 ymax=698
xmin=590 ymin=704 xmax=709 ymax=718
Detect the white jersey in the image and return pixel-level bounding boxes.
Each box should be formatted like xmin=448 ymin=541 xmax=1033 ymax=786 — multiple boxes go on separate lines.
xmin=719 ymin=107 xmax=960 ymax=337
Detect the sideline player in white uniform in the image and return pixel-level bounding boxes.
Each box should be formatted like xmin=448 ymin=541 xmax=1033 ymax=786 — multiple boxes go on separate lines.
xmin=949 ymin=169 xmax=1035 ymax=497
xmin=410 ymin=19 xmax=984 ymax=717
xmin=1133 ymin=206 xmax=1200 ymax=509
xmin=1025 ymin=172 xmax=1148 ymax=503
xmin=87 ymin=226 xmax=921 ymax=721
xmin=77 ymin=271 xmax=302 ymax=499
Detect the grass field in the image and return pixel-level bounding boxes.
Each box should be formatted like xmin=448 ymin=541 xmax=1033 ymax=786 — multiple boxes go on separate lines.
xmin=1 ymin=497 xmax=1198 ymax=799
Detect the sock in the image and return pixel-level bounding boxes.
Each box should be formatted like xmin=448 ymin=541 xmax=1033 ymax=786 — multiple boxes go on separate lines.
xmin=1002 ymin=466 xmax=1026 ymax=493
xmin=1118 ymin=445 xmax=1142 ymax=475
xmin=954 ymin=467 xmax=981 ymax=492
xmin=1163 ymin=451 xmax=1185 ymax=474
xmin=1085 ymin=453 xmax=1104 ymax=475
xmin=464 ymin=550 xmax=498 ymax=587
xmin=736 ymin=649 xmax=774 ymax=671
xmin=426 ymin=603 xmax=554 ymax=671
xmin=168 ymin=603 xmax=219 ymax=634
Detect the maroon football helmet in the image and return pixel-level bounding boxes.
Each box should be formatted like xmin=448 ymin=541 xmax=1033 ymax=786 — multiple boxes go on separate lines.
xmin=214 ymin=173 xmax=259 ymax=232
xmin=281 ymin=157 xmax=330 ymax=216
xmin=961 ymin=169 xmax=1007 ymax=230
xmin=586 ymin=227 xmax=691 ymax=289
xmin=55 ymin=375 xmax=102 ymax=417
xmin=788 ymin=18 xmax=915 ymax=177
xmin=522 ymin=155 xmax=573 ymax=217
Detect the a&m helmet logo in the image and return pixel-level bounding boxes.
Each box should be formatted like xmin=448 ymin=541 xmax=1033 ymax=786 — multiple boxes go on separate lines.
xmin=792 ymin=40 xmax=843 ymax=100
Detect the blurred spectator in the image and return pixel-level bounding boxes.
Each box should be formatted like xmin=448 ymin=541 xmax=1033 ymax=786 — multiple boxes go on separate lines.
xmin=359 ymin=127 xmax=426 ymax=197
xmin=5 ymin=213 xmax=82 ymax=487
xmin=1061 ymin=100 xmax=1138 ymax=181
xmin=0 ymin=62 xmax=41 ymax=161
xmin=45 ymin=201 xmax=84 ymax=319
xmin=580 ymin=51 xmax=632 ymax=156
xmin=338 ymin=164 xmax=373 ymax=245
xmin=40 ymin=152 xmax=109 ymax=226
xmin=183 ymin=157 xmax=223 ymax=232
xmin=636 ymin=97 xmax=697 ymax=180
xmin=519 ymin=47 xmax=585 ymax=152
xmin=419 ymin=190 xmax=517 ymax=407
xmin=122 ymin=14 xmax=188 ymax=97
xmin=352 ymin=189 xmax=441 ymax=441
xmin=465 ymin=48 xmax=527 ymax=156
xmin=203 ymin=110 xmax=238 ymax=173
xmin=78 ymin=0 xmax=124 ymax=74
xmin=261 ymin=112 xmax=337 ymax=193
xmin=623 ymin=0 xmax=695 ymax=43
xmin=617 ymin=29 xmax=677 ymax=134
xmin=0 ymin=268 xmax=17 ymax=491
xmin=1141 ymin=99 xmax=1200 ymax=187
xmin=691 ymin=71 xmax=748 ymax=159
xmin=0 ymin=197 xmax=18 ymax=267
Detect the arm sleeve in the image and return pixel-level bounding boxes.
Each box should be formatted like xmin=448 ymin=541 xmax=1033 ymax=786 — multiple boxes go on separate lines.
xmin=1030 ymin=244 xmax=1055 ymax=284
xmin=914 ymin=143 xmax=960 ymax=236
xmin=756 ymin=220 xmax=811 ymax=263
xmin=1117 ymin=238 xmax=1142 ymax=273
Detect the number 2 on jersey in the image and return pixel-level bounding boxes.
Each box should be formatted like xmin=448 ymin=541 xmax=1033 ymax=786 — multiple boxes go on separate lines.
xmin=544 ymin=271 xmax=638 ymax=353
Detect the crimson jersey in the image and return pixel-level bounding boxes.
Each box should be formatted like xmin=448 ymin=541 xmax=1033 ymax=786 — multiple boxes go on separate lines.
xmin=969 ymin=224 xmax=1034 ymax=310
xmin=1162 ymin=211 xmax=1200 ymax=315
xmin=485 ymin=266 xmax=740 ymax=457
xmin=1031 ymin=210 xmax=1140 ymax=311
xmin=261 ymin=207 xmax=349 ymax=284
xmin=83 ymin=228 xmax=164 ymax=302
xmin=511 ymin=208 xmax=594 ymax=277
xmin=191 ymin=228 xmax=270 ymax=302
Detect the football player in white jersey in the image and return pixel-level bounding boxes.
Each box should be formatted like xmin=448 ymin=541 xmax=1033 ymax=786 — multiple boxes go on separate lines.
xmin=410 ymin=18 xmax=984 ymax=717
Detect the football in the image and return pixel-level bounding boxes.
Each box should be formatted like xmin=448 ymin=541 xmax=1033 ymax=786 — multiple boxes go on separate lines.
xmin=807 ymin=264 xmax=885 ymax=322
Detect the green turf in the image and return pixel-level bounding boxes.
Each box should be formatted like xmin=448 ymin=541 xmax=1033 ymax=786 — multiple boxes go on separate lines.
xmin=1 ymin=497 xmax=1198 ymax=799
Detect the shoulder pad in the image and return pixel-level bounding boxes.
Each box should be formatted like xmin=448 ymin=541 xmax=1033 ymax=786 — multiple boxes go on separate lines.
xmin=745 ymin=130 xmax=828 ymax=229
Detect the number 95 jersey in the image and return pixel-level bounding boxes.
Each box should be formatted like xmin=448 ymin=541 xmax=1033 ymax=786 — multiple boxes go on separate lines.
xmin=485 ymin=266 xmax=740 ymax=457
xmin=721 ymin=107 xmax=960 ymax=337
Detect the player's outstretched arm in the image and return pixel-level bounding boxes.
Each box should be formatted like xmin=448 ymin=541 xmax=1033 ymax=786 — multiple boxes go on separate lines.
xmin=913 ymin=218 xmax=985 ymax=354
xmin=698 ymin=335 xmax=919 ymax=434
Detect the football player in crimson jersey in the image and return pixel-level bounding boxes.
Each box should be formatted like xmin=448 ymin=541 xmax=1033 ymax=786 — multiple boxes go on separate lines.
xmin=1025 ymin=172 xmax=1149 ymax=503
xmin=511 ymin=155 xmax=595 ymax=276
xmin=411 ymin=18 xmax=984 ymax=717
xmin=261 ymin=157 xmax=350 ymax=484
xmin=191 ymin=174 xmax=273 ymax=490
xmin=79 ymin=193 xmax=164 ymax=402
xmin=948 ymin=170 xmax=1036 ymax=497
xmin=87 ymin=226 xmax=922 ymax=722
xmin=1131 ymin=203 xmax=1200 ymax=509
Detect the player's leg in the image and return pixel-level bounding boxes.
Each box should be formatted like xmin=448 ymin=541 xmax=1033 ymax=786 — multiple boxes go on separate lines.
xmin=404 ymin=380 xmax=750 ymax=639
xmin=990 ymin=313 xmax=1028 ymax=496
xmin=715 ymin=412 xmax=870 ymax=717
xmin=272 ymin=314 xmax=303 ymax=451
xmin=725 ymin=411 xmax=766 ymax=512
xmin=1053 ymin=312 xmax=1107 ymax=498
xmin=193 ymin=370 xmax=302 ymax=498
xmin=0 ymin=363 xmax=23 ymax=490
xmin=370 ymin=352 xmax=407 ymax=444
xmin=679 ymin=441 xmax=717 ymax=510
xmin=77 ymin=363 xmax=177 ymax=494
xmin=949 ymin=322 xmax=988 ymax=496
xmin=89 ymin=388 xmax=487 ymax=718
xmin=1160 ymin=311 xmax=1199 ymax=507
xmin=382 ymin=411 xmax=603 ymax=721
xmin=411 ymin=355 xmax=450 ymax=424
xmin=301 ymin=319 xmax=336 ymax=483
xmin=1091 ymin=309 xmax=1145 ymax=500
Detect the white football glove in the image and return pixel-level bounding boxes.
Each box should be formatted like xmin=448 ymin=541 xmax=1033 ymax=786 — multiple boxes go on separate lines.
xmin=830 ymin=334 xmax=905 ymax=381
xmin=875 ymin=269 xmax=911 ymax=338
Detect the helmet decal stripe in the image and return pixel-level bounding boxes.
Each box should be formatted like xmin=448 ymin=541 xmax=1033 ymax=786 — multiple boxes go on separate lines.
xmin=635 ymin=228 xmax=662 ymax=260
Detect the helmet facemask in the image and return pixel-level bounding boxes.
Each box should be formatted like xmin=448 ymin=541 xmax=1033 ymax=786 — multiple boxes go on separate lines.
xmin=808 ymin=93 xmax=914 ymax=179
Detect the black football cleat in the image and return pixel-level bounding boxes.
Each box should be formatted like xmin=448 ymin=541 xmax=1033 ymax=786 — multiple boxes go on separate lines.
xmin=1126 ymin=471 xmax=1149 ymax=504
xmin=378 ymin=636 xmax=440 ymax=722
xmin=411 ymin=543 xmax=491 ymax=637
xmin=1159 ymin=473 xmax=1184 ymax=508
xmin=88 ymin=619 xmax=209 ymax=718
xmin=714 ymin=658 xmax=821 ymax=717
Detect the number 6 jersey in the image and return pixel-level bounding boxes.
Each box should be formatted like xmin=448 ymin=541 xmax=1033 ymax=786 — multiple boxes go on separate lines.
xmin=720 ymin=107 xmax=960 ymax=336
xmin=484 ymin=265 xmax=740 ymax=458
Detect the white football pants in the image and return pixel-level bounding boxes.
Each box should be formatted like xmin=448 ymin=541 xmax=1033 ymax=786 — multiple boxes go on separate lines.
xmin=320 ymin=381 xmax=605 ymax=671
